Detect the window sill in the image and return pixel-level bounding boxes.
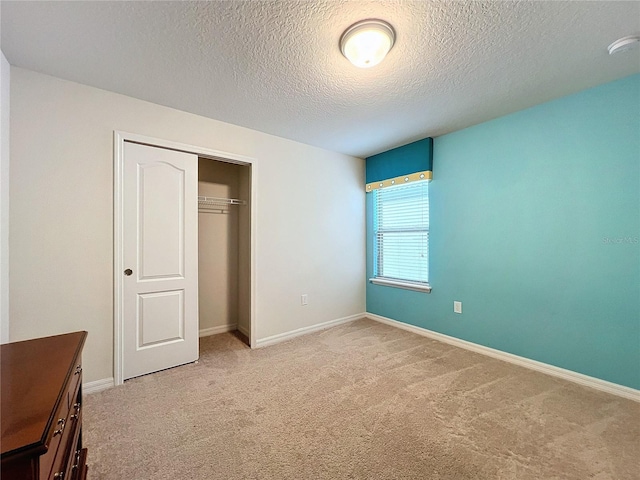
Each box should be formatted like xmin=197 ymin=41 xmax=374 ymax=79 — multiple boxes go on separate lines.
xmin=369 ymin=277 xmax=432 ymax=293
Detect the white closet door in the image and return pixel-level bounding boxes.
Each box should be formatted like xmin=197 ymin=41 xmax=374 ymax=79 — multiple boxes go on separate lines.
xmin=122 ymin=141 xmax=198 ymax=380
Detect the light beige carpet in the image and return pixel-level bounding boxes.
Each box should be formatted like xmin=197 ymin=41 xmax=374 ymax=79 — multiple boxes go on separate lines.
xmin=84 ymin=319 xmax=639 ymax=479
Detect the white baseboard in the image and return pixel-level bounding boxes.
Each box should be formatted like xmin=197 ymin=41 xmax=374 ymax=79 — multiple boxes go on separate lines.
xmin=83 ymin=377 xmax=115 ymax=394
xmin=366 ymin=313 xmax=640 ymax=402
xmin=237 ymin=324 xmax=250 ymax=338
xmin=199 ymin=324 xmax=237 ymax=337
xmin=256 ymin=313 xmax=365 ymax=348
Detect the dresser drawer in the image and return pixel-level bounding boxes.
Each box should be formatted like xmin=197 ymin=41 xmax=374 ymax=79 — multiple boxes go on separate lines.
xmin=70 ymin=448 xmax=88 ymax=480
xmin=51 ymin=405 xmax=82 ymax=480
xmin=40 ymin=367 xmax=82 ymax=480
xmin=65 ymin=405 xmax=83 ymax=479
xmin=67 ymin=364 xmax=83 ymax=411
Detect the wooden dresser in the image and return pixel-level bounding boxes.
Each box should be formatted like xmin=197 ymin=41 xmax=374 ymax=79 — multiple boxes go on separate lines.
xmin=1 ymin=332 xmax=89 ymax=480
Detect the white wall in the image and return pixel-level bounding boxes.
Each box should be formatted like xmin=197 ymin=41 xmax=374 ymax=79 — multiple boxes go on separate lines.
xmin=0 ymin=51 xmax=10 ymax=344
xmin=10 ymin=67 xmax=366 ymax=382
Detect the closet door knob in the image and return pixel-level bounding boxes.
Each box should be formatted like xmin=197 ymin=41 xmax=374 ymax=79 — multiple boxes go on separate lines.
xmin=124 ymin=268 xmax=133 ymax=276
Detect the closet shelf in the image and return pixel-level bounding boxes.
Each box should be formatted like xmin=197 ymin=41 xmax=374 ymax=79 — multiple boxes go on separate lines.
xmin=198 ymin=196 xmax=246 ymax=209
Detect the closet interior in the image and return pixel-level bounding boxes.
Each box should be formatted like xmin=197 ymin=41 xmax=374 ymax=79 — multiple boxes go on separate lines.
xmin=198 ymin=157 xmax=251 ymax=345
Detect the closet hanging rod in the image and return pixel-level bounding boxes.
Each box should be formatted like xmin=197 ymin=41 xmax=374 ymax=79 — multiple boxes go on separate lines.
xmin=198 ymin=196 xmax=246 ymax=206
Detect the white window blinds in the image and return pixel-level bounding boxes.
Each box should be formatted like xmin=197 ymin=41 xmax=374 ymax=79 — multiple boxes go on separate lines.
xmin=374 ymin=180 xmax=429 ymax=284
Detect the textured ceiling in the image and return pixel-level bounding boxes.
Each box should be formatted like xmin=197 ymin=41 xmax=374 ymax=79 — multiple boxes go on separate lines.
xmin=1 ymin=1 xmax=639 ymax=157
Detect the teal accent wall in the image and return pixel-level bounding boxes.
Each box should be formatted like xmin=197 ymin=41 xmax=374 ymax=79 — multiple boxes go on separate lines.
xmin=366 ymin=138 xmax=433 ymax=184
xmin=366 ymin=74 xmax=640 ymax=389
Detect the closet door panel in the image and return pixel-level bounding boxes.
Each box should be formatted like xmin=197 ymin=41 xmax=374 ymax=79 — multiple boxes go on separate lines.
xmin=137 ymin=289 xmax=185 ymax=348
xmin=138 ymin=162 xmax=185 ymax=280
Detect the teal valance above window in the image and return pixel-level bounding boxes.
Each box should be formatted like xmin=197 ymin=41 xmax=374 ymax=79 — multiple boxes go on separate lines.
xmin=365 ymin=138 xmax=433 ymax=191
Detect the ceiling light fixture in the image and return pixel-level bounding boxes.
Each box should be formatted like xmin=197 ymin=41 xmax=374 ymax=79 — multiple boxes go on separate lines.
xmin=340 ymin=19 xmax=395 ymax=68
xmin=608 ymin=35 xmax=640 ymax=55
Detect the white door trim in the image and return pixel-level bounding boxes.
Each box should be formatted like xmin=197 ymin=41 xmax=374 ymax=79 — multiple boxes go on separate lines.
xmin=114 ymin=131 xmax=258 ymax=386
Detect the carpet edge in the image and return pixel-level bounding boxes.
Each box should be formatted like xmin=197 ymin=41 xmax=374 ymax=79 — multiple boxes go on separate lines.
xmin=255 ymin=313 xmax=365 ymax=348
xmin=366 ymin=312 xmax=640 ymax=402
xmin=84 ymin=377 xmax=115 ymax=395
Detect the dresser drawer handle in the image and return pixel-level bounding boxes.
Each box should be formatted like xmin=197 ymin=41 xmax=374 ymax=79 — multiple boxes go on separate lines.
xmin=71 ymin=404 xmax=81 ymax=420
xmin=74 ymin=365 xmax=82 ymax=375
xmin=53 ymin=418 xmax=65 ymax=436
xmin=72 ymin=449 xmax=81 ymax=470
xmin=53 ymin=471 xmax=64 ymax=478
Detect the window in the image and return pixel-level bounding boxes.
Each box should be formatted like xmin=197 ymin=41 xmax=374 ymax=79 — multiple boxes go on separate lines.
xmin=371 ymin=180 xmax=430 ymax=292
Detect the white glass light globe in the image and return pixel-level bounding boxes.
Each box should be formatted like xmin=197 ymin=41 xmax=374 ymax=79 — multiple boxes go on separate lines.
xmin=340 ymin=20 xmax=395 ymax=68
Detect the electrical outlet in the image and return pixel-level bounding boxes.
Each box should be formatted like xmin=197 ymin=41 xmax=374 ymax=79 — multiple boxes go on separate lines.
xmin=301 ymin=294 xmax=308 ymax=306
xmin=454 ymin=301 xmax=462 ymax=314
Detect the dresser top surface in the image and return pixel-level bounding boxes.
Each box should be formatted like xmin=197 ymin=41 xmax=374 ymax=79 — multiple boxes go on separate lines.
xmin=1 ymin=331 xmax=87 ymax=457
